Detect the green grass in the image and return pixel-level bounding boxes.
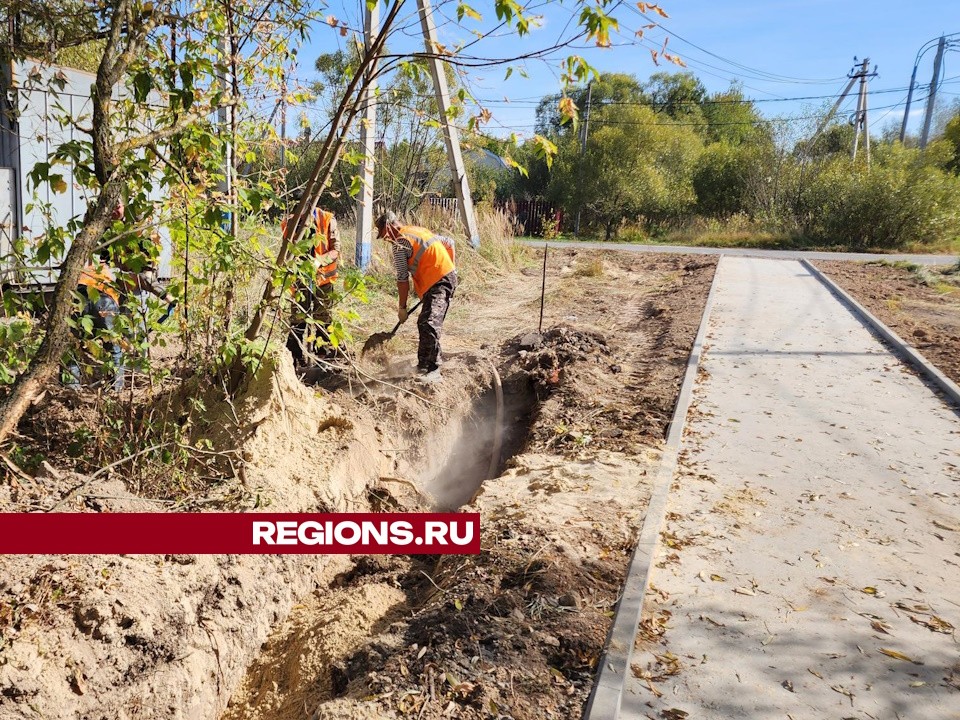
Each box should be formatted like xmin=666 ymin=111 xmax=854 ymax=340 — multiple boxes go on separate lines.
xmin=872 ymin=259 xmax=960 ymax=294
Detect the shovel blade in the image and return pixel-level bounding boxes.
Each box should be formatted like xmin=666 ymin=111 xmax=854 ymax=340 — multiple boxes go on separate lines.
xmin=361 ymin=331 xmax=395 ymax=356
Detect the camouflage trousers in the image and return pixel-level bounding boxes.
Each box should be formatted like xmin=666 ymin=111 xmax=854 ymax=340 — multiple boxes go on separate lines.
xmin=417 ymin=272 xmax=457 ymax=372
xmin=287 ymin=282 xmax=335 ymax=366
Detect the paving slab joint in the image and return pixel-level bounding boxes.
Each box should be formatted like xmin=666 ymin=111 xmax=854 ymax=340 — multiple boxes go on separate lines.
xmin=582 ymin=256 xmax=724 ymax=720
xmin=801 ymin=259 xmax=960 ymax=411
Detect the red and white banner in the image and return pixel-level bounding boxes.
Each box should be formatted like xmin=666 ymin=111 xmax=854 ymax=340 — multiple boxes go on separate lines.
xmin=0 ymin=513 xmax=480 ymax=554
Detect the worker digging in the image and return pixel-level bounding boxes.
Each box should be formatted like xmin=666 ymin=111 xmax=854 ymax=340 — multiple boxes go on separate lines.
xmin=375 ymin=210 xmax=457 ymax=382
xmin=282 ymin=200 xmax=341 ymax=367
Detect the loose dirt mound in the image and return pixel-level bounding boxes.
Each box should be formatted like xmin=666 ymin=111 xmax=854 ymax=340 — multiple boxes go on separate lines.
xmin=253 ymin=252 xmax=718 ymax=719
xmin=2 ymin=248 xmax=717 ymax=720
xmin=510 ymin=256 xmax=715 ymax=455
xmin=0 ymin=352 xmax=489 ymax=720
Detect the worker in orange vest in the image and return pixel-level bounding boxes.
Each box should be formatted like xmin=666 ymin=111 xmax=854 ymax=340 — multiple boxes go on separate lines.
xmin=375 ymin=211 xmax=456 ymax=379
xmin=281 ymin=203 xmax=341 ymax=365
xmin=102 ymin=201 xmax=174 ymax=337
xmin=65 ymin=260 xmax=125 ymax=390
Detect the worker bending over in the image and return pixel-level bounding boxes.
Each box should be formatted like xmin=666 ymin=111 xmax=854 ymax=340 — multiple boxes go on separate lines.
xmin=66 ymin=260 xmax=124 ymax=391
xmin=375 ymin=211 xmax=456 ymax=379
xmin=282 ymin=204 xmax=341 ymax=365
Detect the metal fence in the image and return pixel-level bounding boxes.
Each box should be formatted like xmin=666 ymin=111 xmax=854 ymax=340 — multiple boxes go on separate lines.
xmin=425 ymin=196 xmax=564 ymax=237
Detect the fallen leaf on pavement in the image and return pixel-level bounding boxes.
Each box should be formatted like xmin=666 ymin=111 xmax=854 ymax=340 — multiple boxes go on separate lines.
xmin=879 ymin=648 xmax=922 ymax=664
xmin=831 ymin=684 xmax=855 ymax=703
xmin=908 ymin=614 xmax=954 ymax=633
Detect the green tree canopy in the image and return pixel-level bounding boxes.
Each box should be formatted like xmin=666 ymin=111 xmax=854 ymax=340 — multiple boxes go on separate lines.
xmin=535 ymin=72 xmax=645 ymax=136
xmin=549 ymin=104 xmax=702 ymax=239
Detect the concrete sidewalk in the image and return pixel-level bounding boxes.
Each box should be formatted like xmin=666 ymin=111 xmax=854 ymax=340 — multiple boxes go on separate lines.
xmin=621 ymin=257 xmax=960 ymax=720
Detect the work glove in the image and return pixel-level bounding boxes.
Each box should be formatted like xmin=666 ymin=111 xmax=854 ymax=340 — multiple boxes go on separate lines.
xmin=398 ymin=306 xmax=409 ymax=323
xmin=313 ymin=252 xmax=335 ymax=268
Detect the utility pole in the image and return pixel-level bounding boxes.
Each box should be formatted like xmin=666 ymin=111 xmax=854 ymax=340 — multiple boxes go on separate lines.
xmin=851 ymin=58 xmax=868 ymax=161
xmin=919 ymin=35 xmax=946 ymax=150
xmin=899 ymin=62 xmax=919 ymax=142
xmin=574 ymin=80 xmax=593 ymax=238
xmin=416 ymin=0 xmax=480 ymax=248
xmin=863 ymin=67 xmax=870 ymax=166
xmin=355 ymin=1 xmax=379 ymax=270
xmin=216 ymin=35 xmax=234 ymax=235
xmin=279 ymin=69 xmax=287 ymax=175
xmin=796 ymin=61 xmax=866 ymax=208
xmin=810 ymin=72 xmax=859 ymax=143
xmin=849 ymin=58 xmax=877 ymax=164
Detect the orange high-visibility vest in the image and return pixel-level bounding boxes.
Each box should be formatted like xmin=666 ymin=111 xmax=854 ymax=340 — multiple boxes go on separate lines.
xmin=398 ymin=225 xmax=455 ymax=298
xmin=312 ymin=209 xmax=338 ymax=286
xmin=282 ymin=208 xmax=338 ymax=286
xmin=78 ymin=263 xmax=119 ymax=303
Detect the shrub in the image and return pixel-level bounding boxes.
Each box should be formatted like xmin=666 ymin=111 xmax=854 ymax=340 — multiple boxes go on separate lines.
xmin=803 ymin=143 xmax=960 ymax=249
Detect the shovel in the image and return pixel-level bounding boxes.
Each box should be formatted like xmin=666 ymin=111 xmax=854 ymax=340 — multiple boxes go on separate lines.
xmin=361 ymin=300 xmax=422 ymax=356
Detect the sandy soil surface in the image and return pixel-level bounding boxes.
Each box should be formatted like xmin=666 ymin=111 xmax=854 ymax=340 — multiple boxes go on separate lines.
xmin=623 ymin=257 xmax=960 ymax=720
xmin=817 ymin=260 xmax=960 ymax=387
xmin=225 ymin=251 xmax=717 ymax=720
xmin=0 ymin=249 xmax=716 ymax=720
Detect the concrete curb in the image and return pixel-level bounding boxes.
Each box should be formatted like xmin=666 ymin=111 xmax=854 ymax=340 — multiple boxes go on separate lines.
xmin=583 ymin=257 xmax=723 ymax=720
xmin=801 ymin=259 xmax=960 ymax=410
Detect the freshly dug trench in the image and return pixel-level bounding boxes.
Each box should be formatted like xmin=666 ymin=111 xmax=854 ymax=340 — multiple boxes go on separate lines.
xmin=0 ymin=354 xmax=491 ymax=720
xmin=420 ymin=373 xmax=537 ymax=510
xmin=0 ymin=250 xmax=717 ymax=720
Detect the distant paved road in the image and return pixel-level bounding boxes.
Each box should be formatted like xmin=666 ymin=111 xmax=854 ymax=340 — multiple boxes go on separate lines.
xmin=520 ymin=239 xmax=959 ymax=266
xmin=621 ymin=256 xmax=960 ymax=720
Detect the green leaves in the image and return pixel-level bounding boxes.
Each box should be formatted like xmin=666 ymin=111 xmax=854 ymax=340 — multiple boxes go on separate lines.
xmin=132 ymin=70 xmax=153 ymax=102
xmin=565 ymin=55 xmax=597 ymax=88
xmin=456 ymin=2 xmax=482 ymax=21
xmin=494 ymin=0 xmax=534 ymax=35
xmin=531 ymin=135 xmax=558 ymax=169
xmin=349 ymin=175 xmax=365 ymax=197
xmin=0 ymin=317 xmax=39 ymax=386
xmin=504 ymin=155 xmax=529 ymax=178
xmin=578 ymin=4 xmax=619 ymax=48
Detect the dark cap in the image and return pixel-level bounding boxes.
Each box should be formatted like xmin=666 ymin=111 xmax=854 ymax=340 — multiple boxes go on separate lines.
xmin=375 ymin=210 xmax=399 ymax=236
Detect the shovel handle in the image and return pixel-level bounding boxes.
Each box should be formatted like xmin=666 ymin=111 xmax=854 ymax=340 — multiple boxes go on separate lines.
xmin=391 ymin=299 xmax=423 ymax=334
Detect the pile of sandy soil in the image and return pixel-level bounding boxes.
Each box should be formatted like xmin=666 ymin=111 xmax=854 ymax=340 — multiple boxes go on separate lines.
xmin=1 ymin=248 xmax=717 ymax=720
xmin=224 ymin=252 xmax=718 ymax=720
xmin=0 ymin=351 xmax=489 ymax=720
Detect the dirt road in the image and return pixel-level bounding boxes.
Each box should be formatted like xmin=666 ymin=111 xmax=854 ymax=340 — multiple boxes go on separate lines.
xmin=623 ymin=257 xmax=960 ymax=719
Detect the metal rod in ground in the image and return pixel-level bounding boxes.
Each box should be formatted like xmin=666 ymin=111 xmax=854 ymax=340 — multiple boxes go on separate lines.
xmin=486 ymin=360 xmax=504 ymax=481
xmin=538 ymin=243 xmax=548 ymax=333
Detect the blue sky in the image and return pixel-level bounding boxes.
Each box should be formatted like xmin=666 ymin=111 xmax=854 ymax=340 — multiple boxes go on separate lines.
xmin=301 ymin=1 xmax=960 ymax=140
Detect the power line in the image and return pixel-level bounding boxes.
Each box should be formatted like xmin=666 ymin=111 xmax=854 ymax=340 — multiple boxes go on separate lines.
xmin=626 ymin=5 xmax=849 ymax=85
xmin=475 ymin=95 xmax=924 ymax=132
xmin=456 ymin=83 xmax=950 ymax=108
